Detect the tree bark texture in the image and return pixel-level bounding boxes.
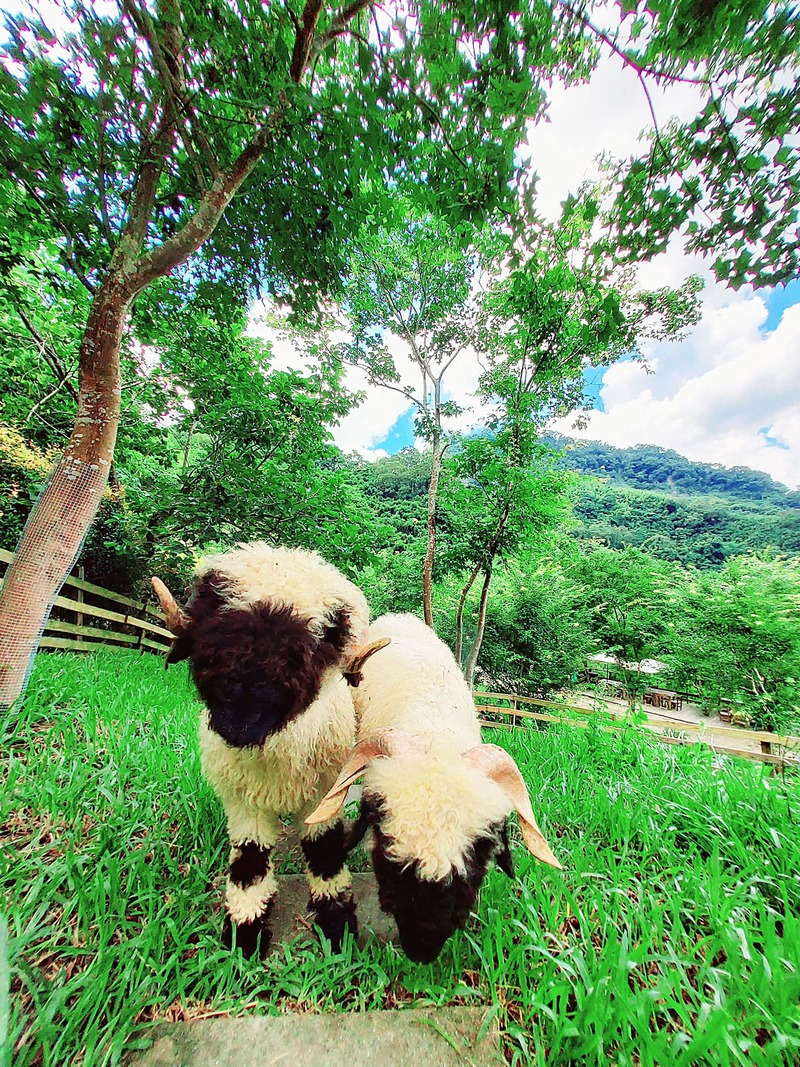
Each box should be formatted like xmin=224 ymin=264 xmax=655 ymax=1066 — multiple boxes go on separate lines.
xmin=421 ymin=430 xmax=443 ymax=629
xmin=0 ymin=278 xmax=131 ymax=706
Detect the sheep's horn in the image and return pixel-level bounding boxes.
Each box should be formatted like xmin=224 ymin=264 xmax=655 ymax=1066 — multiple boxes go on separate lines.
xmin=305 ymin=732 xmax=400 ymax=825
xmin=343 ymin=637 xmax=391 ymax=687
xmin=151 ymin=576 xmax=189 ymax=634
xmin=462 ymin=743 xmax=563 ymax=870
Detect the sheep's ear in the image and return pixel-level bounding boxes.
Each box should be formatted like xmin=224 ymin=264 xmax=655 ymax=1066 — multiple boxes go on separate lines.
xmin=343 ymin=637 xmax=391 ymax=687
xmin=305 ymin=735 xmax=393 ymax=825
xmin=462 ymin=744 xmax=563 ymax=870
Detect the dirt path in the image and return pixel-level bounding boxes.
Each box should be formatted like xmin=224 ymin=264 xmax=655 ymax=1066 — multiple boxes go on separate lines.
xmin=568 ymin=690 xmax=785 ymax=760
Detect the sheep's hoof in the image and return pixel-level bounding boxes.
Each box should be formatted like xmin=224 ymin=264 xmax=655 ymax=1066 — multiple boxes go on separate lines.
xmin=309 ymin=892 xmax=358 ymax=952
xmin=222 ymin=908 xmax=273 ymax=960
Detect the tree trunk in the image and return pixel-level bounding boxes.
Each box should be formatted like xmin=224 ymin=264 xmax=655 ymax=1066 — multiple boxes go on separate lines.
xmin=0 ymin=277 xmax=132 ymax=707
xmin=455 ymin=560 xmax=482 ymax=666
xmin=463 ymin=566 xmax=493 ymax=690
xmin=421 ymin=428 xmax=444 ymax=628
xmin=456 ymin=503 xmax=510 ymax=675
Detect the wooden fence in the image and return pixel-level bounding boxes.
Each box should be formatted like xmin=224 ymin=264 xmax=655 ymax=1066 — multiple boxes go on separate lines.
xmin=475 ymin=690 xmax=800 ymax=772
xmin=0 ymin=548 xmax=172 ymax=654
xmin=1 ymin=546 xmax=795 ymax=769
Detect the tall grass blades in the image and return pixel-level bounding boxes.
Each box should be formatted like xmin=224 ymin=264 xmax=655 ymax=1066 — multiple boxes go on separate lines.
xmin=2 ymin=651 xmax=799 ymax=1066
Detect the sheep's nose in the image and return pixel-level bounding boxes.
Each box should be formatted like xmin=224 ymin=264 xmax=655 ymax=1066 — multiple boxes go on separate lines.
xmin=399 ymin=929 xmax=449 ymax=964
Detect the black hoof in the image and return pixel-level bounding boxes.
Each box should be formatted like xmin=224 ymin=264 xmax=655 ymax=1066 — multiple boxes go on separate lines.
xmin=309 ymin=893 xmax=358 ymax=952
xmin=222 ymin=907 xmax=273 ymax=960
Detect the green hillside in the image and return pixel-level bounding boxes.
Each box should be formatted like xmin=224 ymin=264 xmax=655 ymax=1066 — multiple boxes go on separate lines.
xmin=547 ymin=435 xmax=799 ymax=505
xmin=542 ymin=437 xmax=800 ymax=567
xmin=353 ymin=442 xmax=800 ymax=569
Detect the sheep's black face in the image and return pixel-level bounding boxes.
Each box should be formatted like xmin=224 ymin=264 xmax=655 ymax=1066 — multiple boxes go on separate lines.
xmin=167 ymin=574 xmax=349 ymax=748
xmin=363 ymin=795 xmax=509 ymax=964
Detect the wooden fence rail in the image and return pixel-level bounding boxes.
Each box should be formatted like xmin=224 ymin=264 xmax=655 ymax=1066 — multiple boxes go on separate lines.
xmin=1 ymin=545 xmax=795 ymax=770
xmin=474 ymin=691 xmax=800 ymax=771
xmin=0 ymin=548 xmax=172 ymax=654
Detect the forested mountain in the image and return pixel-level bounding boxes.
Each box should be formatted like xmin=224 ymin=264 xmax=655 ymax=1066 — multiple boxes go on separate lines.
xmin=524 ymin=436 xmax=800 ymax=567
xmin=349 ymin=443 xmax=800 ymax=570
xmin=546 ymin=435 xmax=800 ymax=505
xmin=568 ymin=480 xmax=800 ymax=567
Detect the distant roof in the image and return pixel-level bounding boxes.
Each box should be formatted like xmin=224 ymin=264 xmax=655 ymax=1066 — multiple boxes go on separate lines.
xmin=588 ymin=652 xmax=668 ymax=674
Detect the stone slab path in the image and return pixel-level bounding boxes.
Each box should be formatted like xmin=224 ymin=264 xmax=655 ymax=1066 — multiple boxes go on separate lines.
xmin=128 ymin=875 xmax=499 ymax=1067
xmin=268 ymin=872 xmax=396 ymax=952
xmin=130 ymin=1006 xmax=505 ymax=1067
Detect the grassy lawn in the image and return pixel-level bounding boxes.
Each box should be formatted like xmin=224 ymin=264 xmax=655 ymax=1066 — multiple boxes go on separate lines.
xmin=3 ymin=650 xmax=799 ymax=1066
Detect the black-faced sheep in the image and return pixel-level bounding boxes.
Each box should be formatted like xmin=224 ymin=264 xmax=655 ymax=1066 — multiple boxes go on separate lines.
xmin=306 ymin=612 xmax=562 ymax=963
xmin=153 ymin=542 xmax=381 ymax=958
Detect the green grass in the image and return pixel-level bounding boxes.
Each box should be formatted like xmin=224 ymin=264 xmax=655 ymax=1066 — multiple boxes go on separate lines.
xmin=3 ymin=650 xmax=799 ymax=1066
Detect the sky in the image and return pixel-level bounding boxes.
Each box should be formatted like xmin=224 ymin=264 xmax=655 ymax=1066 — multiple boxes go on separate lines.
xmin=263 ymin=51 xmax=799 ymax=491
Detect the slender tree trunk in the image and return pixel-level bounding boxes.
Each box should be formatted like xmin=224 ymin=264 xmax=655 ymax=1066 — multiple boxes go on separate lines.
xmin=0 ymin=276 xmax=132 ymax=707
xmin=455 ymin=560 xmax=483 ymax=666
xmin=463 ymin=566 xmax=493 ymax=689
xmin=421 ymin=371 xmax=445 ymax=628
xmin=422 ymin=428 xmax=444 ymax=628
xmin=456 ymin=503 xmax=511 ymax=676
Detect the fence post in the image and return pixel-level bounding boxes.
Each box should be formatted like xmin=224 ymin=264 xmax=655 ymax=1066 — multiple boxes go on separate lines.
xmin=136 ymin=608 xmax=146 ymax=651
xmin=75 ymin=565 xmax=85 ymax=645
xmin=760 ymin=739 xmax=783 ymax=777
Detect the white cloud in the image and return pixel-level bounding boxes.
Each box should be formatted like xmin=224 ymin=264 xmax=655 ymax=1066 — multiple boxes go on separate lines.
xmin=551 ymin=299 xmax=800 ymax=488
xmin=530 ymin=50 xmax=800 ymax=490
xmin=527 ymin=58 xmax=702 ymax=223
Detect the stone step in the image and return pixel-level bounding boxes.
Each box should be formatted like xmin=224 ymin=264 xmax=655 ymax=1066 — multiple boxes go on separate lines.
xmin=269 ymin=872 xmax=397 ymax=952
xmin=130 ymin=1006 xmax=504 ymax=1067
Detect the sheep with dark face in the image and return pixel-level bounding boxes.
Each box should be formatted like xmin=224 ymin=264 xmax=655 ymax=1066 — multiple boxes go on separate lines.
xmin=306 ymin=613 xmax=562 ymax=964
xmin=153 ymin=542 xmax=383 ymax=958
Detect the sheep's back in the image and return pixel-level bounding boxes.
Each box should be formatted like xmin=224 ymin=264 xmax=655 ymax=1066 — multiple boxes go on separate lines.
xmin=354 ymin=613 xmax=481 ymax=751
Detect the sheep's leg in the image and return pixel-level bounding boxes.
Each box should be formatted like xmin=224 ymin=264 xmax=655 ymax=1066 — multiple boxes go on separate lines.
xmin=221 ymin=804 xmax=281 ymax=960
xmin=298 ymin=818 xmax=358 ymax=951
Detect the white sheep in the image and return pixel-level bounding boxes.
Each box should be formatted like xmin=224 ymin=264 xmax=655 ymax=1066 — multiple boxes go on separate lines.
xmin=306 ymin=612 xmax=562 ymax=963
xmin=153 ymin=542 xmax=385 ymax=958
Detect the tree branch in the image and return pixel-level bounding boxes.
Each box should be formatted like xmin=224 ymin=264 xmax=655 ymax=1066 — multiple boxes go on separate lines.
xmin=290 ymin=0 xmax=325 ymax=83
xmin=127 ymin=122 xmax=273 ymax=291
xmin=313 ymin=0 xmax=373 ymax=54
xmin=13 ymin=176 xmax=97 ymax=293
xmin=117 ymin=103 xmax=177 ymax=264
xmin=24 ymin=372 xmax=76 ymax=424
xmin=10 ymin=295 xmax=79 ymax=402
xmin=556 ymin=0 xmax=708 ymax=87
xmin=122 ymin=0 xmax=216 ymax=189
xmin=96 ymin=92 xmax=117 ymax=246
